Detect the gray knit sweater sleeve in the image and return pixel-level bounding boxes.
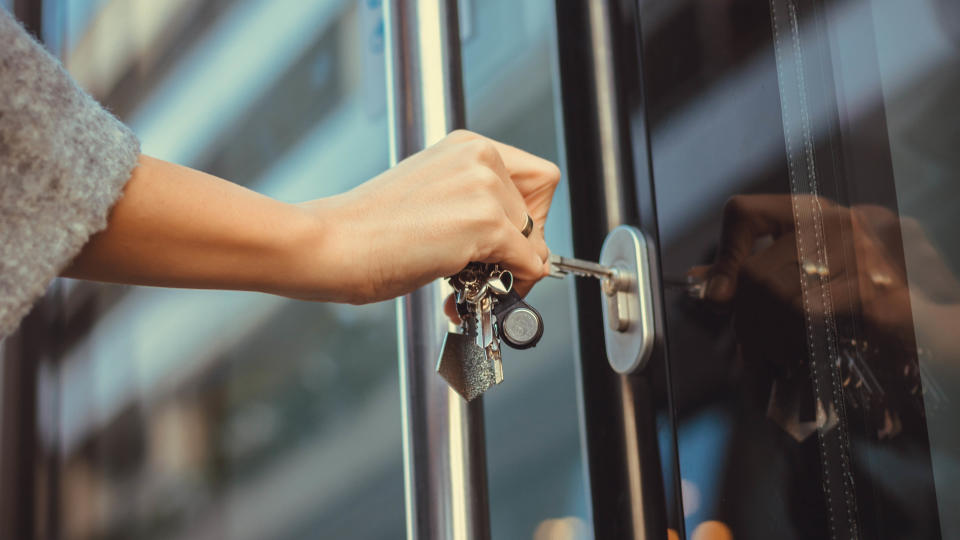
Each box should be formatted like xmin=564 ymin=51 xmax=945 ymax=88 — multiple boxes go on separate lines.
xmin=1 ymin=9 xmax=140 ymax=339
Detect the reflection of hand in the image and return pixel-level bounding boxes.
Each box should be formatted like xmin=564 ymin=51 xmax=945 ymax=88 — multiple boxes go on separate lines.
xmin=301 ymin=130 xmax=560 ymax=304
xmin=701 ymin=194 xmax=956 ymax=349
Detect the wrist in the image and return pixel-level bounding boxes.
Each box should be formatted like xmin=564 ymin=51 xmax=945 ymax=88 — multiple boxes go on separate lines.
xmin=272 ymin=195 xmax=367 ymax=303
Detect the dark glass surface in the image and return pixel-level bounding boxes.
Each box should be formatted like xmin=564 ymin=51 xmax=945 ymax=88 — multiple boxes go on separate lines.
xmin=639 ymin=0 xmax=960 ymax=537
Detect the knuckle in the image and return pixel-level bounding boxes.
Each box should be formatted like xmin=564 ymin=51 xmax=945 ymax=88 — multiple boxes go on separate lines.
xmin=541 ymin=161 xmax=562 ymax=185
xmin=473 ymin=224 xmax=503 ymax=260
xmin=900 ymin=216 xmax=920 ymax=231
xmin=468 ymin=138 xmax=500 ymax=165
xmin=482 ymin=201 xmax=507 ymax=228
xmin=446 ymin=129 xmax=476 ymax=143
xmin=487 ymin=220 xmax=510 ymax=245
xmin=471 ymin=168 xmax=502 ymax=192
xmin=855 ymin=204 xmax=897 ymax=228
xmin=466 ymin=195 xmax=503 ymax=228
xmin=899 ymin=216 xmax=923 ymax=238
xmin=723 ymin=195 xmax=747 ymax=220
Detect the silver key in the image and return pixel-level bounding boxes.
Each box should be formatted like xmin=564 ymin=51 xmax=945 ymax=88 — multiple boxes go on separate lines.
xmin=548 ymin=254 xmax=616 ymax=280
xmin=477 ymin=294 xmax=495 ymax=349
xmin=478 ymin=294 xmax=504 ymax=384
xmin=549 ymin=253 xmax=627 ymax=297
xmin=553 ymin=253 xmax=709 ymax=300
xmin=548 ymin=253 xmax=632 ymax=330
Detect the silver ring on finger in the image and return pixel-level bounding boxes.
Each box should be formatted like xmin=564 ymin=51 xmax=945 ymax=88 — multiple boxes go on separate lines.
xmin=520 ymin=213 xmax=534 ymax=238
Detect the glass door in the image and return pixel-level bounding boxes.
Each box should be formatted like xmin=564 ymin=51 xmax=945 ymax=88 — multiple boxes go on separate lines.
xmin=634 ymin=0 xmax=960 ymax=538
xmin=1 ymin=1 xmax=589 ymax=539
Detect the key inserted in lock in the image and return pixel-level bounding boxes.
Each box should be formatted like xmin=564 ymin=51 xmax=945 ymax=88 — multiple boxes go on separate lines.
xmin=549 ymin=225 xmax=655 ymax=374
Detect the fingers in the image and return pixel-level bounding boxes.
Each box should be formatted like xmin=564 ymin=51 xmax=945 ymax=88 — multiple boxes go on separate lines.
xmin=487 ymin=137 xmax=562 ymax=228
xmin=739 ymin=232 xmax=803 ymax=308
xmin=707 ymin=194 xmax=797 ymax=302
xmin=486 ymin=158 xmax=550 ymax=264
xmin=483 ymin=136 xmax=561 ymax=188
xmin=447 ymin=130 xmax=558 ymax=182
xmin=446 ymin=130 xmax=558 ymax=247
xmin=464 ymin=136 xmax=532 ymax=230
xmin=441 ymin=131 xmax=557 ymax=288
xmin=511 ymin=275 xmax=540 ymax=298
xmin=525 ymin=217 xmax=550 ymax=264
xmin=479 ymin=223 xmax=548 ymax=281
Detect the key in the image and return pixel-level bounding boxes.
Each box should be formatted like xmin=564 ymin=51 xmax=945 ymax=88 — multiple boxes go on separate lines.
xmin=477 ymin=293 xmax=504 ymax=385
xmin=437 ymin=261 xmax=549 ymax=400
xmin=437 ymin=263 xmax=511 ymax=400
xmin=477 ymin=293 xmax=495 ymax=349
xmin=548 ymin=254 xmax=616 ymax=281
xmin=553 ymin=254 xmax=708 ymax=300
xmin=548 ymin=253 xmax=632 ymax=329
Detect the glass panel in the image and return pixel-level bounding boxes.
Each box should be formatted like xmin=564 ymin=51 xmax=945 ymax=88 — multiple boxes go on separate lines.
xmin=48 ymin=0 xmax=587 ymax=539
xmin=56 ymin=2 xmax=401 ymax=539
xmin=640 ymin=0 xmax=960 ymax=537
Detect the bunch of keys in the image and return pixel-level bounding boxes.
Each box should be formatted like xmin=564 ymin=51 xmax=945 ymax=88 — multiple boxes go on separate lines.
xmin=437 ymin=252 xmax=640 ymax=400
xmin=437 ymin=262 xmax=545 ymax=401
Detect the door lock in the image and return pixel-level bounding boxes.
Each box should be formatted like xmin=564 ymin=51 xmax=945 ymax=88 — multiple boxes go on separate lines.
xmin=549 ymin=225 xmax=655 ymax=374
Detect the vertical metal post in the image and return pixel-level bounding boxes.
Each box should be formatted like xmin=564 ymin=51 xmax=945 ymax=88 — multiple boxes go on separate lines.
xmin=384 ymin=2 xmax=491 ymax=540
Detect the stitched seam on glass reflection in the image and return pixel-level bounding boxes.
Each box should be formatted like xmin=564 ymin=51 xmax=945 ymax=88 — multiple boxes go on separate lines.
xmin=770 ymin=0 xmax=860 ymax=538
xmin=786 ymin=4 xmax=860 ymax=535
xmin=770 ymin=7 xmax=835 ymax=538
xmin=770 ymin=3 xmax=841 ymax=537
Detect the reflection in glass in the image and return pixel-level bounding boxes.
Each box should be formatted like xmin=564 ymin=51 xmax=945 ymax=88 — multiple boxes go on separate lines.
xmin=641 ymin=0 xmax=960 ymax=537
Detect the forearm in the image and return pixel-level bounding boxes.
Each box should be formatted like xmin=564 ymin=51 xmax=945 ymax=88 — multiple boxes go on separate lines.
xmin=63 ymin=155 xmax=327 ymax=297
xmin=62 ymin=132 xmax=557 ymax=306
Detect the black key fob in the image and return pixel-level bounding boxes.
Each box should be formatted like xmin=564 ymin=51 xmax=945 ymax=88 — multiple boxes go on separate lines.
xmin=492 ymin=290 xmax=544 ymax=350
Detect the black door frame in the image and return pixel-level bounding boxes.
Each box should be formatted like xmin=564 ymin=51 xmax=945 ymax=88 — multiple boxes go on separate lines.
xmin=554 ymin=1 xmax=683 ymax=538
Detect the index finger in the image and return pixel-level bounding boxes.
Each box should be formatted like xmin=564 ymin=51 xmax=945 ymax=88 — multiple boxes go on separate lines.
xmin=707 ymin=194 xmax=798 ymax=302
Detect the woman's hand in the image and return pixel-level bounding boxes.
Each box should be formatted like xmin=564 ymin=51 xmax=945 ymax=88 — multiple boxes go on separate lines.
xmin=65 ymin=131 xmax=560 ymax=306
xmin=295 ymin=130 xmax=561 ymax=304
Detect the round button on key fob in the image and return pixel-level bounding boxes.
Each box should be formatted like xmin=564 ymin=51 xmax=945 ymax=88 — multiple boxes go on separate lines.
xmin=493 ymin=290 xmax=544 ymax=350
